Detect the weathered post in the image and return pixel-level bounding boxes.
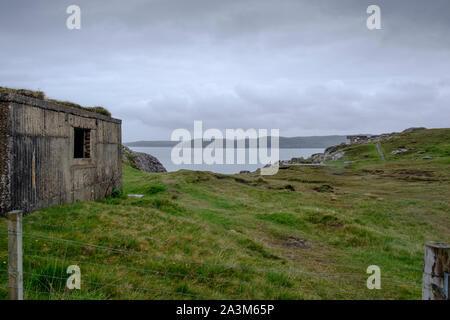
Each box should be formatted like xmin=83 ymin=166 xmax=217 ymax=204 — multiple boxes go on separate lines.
xmin=422 ymin=242 xmax=450 ymax=300
xmin=8 ymin=210 xmax=23 ymax=300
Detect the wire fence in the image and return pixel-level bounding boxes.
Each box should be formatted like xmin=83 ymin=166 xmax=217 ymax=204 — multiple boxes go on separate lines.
xmin=22 ymin=220 xmax=423 ymax=274
xmin=0 ymin=216 xmax=423 ymax=300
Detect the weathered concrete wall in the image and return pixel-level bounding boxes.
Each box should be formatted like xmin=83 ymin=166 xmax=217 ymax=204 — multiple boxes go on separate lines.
xmin=0 ymin=100 xmax=10 ymax=213
xmin=0 ymin=93 xmax=122 ymax=215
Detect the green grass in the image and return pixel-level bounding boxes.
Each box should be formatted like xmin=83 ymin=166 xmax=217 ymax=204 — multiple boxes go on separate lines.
xmin=0 ymin=129 xmax=449 ymax=300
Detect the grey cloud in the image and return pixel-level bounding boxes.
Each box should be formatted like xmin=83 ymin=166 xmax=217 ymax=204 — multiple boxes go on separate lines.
xmin=0 ymin=0 xmax=449 ymax=141
xmin=122 ymin=79 xmax=449 ymax=138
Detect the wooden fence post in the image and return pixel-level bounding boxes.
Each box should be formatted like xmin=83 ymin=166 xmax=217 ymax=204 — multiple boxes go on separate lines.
xmin=8 ymin=210 xmax=23 ymax=300
xmin=422 ymin=242 xmax=450 ymax=300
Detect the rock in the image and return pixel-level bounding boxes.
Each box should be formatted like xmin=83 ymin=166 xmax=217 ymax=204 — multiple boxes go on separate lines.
xmin=402 ymin=127 xmax=426 ymax=133
xmin=422 ymin=156 xmax=432 ymax=160
xmin=324 ymin=143 xmax=348 ymax=162
xmin=417 ymin=151 xmax=426 ymax=154
xmin=391 ymin=148 xmax=408 ymax=155
xmin=344 ymin=161 xmax=354 ymax=164
xmin=239 ymin=170 xmax=251 ymax=175
xmin=330 ymin=151 xmax=345 ymax=161
xmin=306 ymin=143 xmax=348 ymax=164
xmin=311 ymin=153 xmax=325 ymax=164
xmin=122 ymin=145 xmax=167 ymax=173
xmin=324 ymin=143 xmax=347 ymax=155
xmin=277 ymin=142 xmax=348 ymax=166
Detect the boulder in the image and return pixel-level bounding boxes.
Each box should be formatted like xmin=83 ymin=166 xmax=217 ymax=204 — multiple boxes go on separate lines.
xmin=311 ymin=153 xmax=325 ymax=164
xmin=330 ymin=151 xmax=345 ymax=161
xmin=391 ymin=148 xmax=408 ymax=155
xmin=122 ymin=145 xmax=167 ymax=173
xmin=324 ymin=143 xmax=347 ymax=155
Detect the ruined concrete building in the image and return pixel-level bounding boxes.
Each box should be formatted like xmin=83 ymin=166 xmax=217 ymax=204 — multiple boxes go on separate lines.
xmin=0 ymin=92 xmax=122 ymax=215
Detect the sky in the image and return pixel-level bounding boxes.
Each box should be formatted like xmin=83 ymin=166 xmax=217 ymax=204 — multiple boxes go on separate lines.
xmin=1 ymin=0 xmax=449 ymax=142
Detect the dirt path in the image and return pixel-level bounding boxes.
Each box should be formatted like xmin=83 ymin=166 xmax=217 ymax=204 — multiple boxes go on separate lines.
xmin=375 ymin=142 xmax=386 ymax=162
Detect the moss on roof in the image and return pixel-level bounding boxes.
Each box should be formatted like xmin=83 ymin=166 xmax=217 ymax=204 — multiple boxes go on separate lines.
xmin=0 ymin=87 xmax=112 ymax=117
xmin=0 ymin=87 xmax=45 ymax=100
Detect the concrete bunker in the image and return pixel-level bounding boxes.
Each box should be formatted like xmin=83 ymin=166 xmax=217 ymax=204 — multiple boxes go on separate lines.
xmin=0 ymin=91 xmax=122 ymax=215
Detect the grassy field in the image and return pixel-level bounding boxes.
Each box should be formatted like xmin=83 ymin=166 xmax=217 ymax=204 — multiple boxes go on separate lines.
xmin=0 ymin=128 xmax=449 ymax=300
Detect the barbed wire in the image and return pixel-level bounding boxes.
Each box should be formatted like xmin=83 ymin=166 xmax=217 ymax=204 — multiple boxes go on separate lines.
xmin=21 ymin=271 xmax=217 ymax=299
xmin=4 ymin=250 xmax=359 ymax=295
xmin=1 ymin=217 xmax=423 ymax=275
xmin=23 ymin=252 xmax=244 ymax=285
xmin=0 ymin=221 xmax=423 ymax=301
xmin=23 ymin=252 xmax=417 ymax=298
xmin=0 ymin=255 xmax=420 ymax=300
xmin=0 ymin=208 xmax=428 ymax=301
xmin=21 ymin=231 xmax=417 ymax=280
xmin=1 ymin=268 xmax=405 ymax=300
xmin=1 ymin=230 xmax=422 ymax=287
xmin=0 ymin=236 xmax=423 ymax=295
xmin=21 ymin=220 xmax=422 ymax=274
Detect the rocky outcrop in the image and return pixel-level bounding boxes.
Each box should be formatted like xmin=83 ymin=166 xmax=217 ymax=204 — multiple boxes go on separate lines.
xmin=271 ymin=127 xmax=432 ymax=168
xmin=324 ymin=143 xmax=347 ymax=155
xmin=279 ymin=142 xmax=348 ymax=166
xmin=309 ymin=143 xmax=348 ymax=164
xmin=402 ymin=127 xmax=426 ymax=133
xmin=122 ymin=145 xmax=167 ymax=173
xmin=391 ymin=148 xmax=407 ymax=155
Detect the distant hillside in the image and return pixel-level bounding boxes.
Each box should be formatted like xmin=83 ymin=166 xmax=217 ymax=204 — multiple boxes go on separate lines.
xmin=125 ymin=135 xmax=348 ymax=149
